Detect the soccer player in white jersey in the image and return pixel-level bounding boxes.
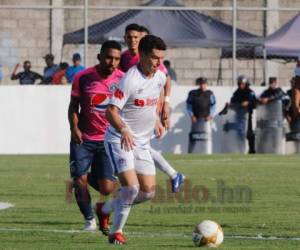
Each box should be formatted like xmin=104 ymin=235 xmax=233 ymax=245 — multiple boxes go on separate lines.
xmin=120 ymin=23 xmax=185 ymax=193
xmin=104 ymin=35 xmax=167 ymax=245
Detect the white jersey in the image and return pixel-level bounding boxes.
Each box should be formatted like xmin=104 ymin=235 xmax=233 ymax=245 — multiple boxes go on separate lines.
xmin=106 ymin=65 xmax=166 ymax=147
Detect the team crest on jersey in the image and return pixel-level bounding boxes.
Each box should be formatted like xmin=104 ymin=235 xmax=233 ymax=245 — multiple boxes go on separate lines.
xmin=114 ymin=89 xmax=124 ymax=100
xmin=109 ymin=83 xmax=119 ymax=93
xmin=90 ymin=93 xmax=109 ymax=111
xmin=118 ymin=158 xmax=126 ymax=168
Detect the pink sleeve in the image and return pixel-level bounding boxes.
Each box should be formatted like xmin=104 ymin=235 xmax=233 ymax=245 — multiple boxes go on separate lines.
xmin=71 ymin=73 xmax=80 ymax=97
xmin=159 ymin=63 xmax=168 ymax=75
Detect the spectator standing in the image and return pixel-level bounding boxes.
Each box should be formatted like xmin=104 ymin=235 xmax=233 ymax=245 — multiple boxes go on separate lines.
xmin=66 ymin=53 xmax=85 ymax=83
xmin=186 ymin=77 xmax=216 ymax=153
xmin=11 ymin=61 xmax=43 ymax=85
xmin=52 ymin=62 xmax=69 ymax=85
xmin=43 ymin=54 xmax=59 ymax=84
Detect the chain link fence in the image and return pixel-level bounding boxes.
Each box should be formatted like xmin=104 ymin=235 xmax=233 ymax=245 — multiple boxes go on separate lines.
xmin=0 ymin=0 xmax=299 ymax=86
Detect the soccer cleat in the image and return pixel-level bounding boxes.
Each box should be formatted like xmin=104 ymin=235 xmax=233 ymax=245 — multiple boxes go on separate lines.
xmin=84 ymin=218 xmax=97 ymax=231
xmin=95 ymin=202 xmax=110 ymax=235
xmin=108 ymin=232 xmax=126 ymax=245
xmin=171 ymin=172 xmax=185 ymax=193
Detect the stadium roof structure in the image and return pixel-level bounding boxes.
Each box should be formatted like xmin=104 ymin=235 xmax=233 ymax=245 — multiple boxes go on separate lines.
xmin=222 ymin=12 xmax=300 ymax=60
xmin=63 ymin=0 xmax=260 ymax=48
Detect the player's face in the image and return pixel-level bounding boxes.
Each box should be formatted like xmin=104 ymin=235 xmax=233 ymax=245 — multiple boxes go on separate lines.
xmin=124 ymin=30 xmax=141 ymax=51
xmin=99 ymin=48 xmax=121 ymax=75
xmin=140 ymin=49 xmax=165 ymax=75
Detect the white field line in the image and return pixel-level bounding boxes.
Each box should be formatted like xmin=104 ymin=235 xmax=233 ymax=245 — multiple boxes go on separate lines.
xmin=0 ymin=227 xmax=300 ymax=241
xmin=172 ymin=157 xmax=293 ymax=163
xmin=0 ymin=202 xmax=14 ymax=210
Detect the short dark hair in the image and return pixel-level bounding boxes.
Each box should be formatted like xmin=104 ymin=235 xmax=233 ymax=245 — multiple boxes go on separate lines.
xmin=139 ymin=25 xmax=150 ymax=35
xmin=269 ymin=77 xmax=277 ymax=84
xmin=100 ymin=40 xmax=122 ymax=54
xmin=59 ymin=62 xmax=69 ymax=70
xmin=196 ymin=77 xmax=207 ymax=85
xmin=43 ymin=53 xmax=54 ymax=60
xmin=163 ymin=60 xmax=170 ymax=67
xmin=138 ymin=35 xmax=166 ymax=55
xmin=125 ymin=23 xmax=141 ymax=33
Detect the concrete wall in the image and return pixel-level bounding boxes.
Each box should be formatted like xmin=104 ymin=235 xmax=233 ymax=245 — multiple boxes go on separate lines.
xmin=0 ymin=85 xmax=280 ymax=155
xmin=0 ymin=0 xmax=299 ymax=86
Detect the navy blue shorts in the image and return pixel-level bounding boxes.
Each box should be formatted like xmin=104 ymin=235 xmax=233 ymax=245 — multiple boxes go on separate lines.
xmin=69 ymin=141 xmax=115 ymax=181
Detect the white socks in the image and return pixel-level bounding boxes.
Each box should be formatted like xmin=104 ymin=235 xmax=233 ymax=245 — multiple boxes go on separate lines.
xmin=110 ymin=185 xmax=139 ymax=234
xmin=150 ymin=147 xmax=177 ymax=179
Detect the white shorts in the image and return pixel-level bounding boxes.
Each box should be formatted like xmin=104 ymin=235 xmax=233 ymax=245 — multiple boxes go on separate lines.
xmin=104 ymin=141 xmax=156 ymax=176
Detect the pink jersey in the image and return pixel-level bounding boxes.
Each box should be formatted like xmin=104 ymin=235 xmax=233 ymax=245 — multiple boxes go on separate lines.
xmin=120 ymin=49 xmax=168 ymax=75
xmin=71 ymin=66 xmax=124 ymax=141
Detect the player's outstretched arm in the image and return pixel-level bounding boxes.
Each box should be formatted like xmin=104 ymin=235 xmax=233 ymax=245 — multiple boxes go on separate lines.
xmin=106 ymin=104 xmax=135 ymax=151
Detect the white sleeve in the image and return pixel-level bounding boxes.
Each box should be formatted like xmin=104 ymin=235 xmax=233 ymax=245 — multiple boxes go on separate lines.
xmin=109 ymin=73 xmax=134 ymax=110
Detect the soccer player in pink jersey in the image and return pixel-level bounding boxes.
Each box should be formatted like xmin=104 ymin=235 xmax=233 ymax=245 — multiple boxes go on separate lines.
xmin=68 ymin=40 xmax=124 ymax=232
xmin=104 ymin=35 xmax=167 ymax=245
xmin=119 ymin=24 xmax=184 ymax=192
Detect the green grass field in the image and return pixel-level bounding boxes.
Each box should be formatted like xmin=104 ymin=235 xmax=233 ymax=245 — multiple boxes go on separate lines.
xmin=0 ymin=154 xmax=300 ymax=249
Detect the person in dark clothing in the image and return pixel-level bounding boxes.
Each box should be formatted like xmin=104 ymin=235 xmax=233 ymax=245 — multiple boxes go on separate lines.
xmin=230 ymin=75 xmax=256 ymax=108
xmin=43 ymin=53 xmax=59 ymax=84
xmin=258 ymin=77 xmax=288 ymax=104
xmin=11 ymin=61 xmax=43 ymax=85
xmin=286 ymin=77 xmax=295 ymax=123
xmin=220 ymin=75 xmax=256 ymax=153
xmin=245 ymin=78 xmax=256 ymax=154
xmin=186 ymin=77 xmax=216 ymax=153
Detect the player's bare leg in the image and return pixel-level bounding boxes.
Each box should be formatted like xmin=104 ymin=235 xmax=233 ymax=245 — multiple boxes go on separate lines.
xmin=73 ymin=175 xmax=96 ymax=231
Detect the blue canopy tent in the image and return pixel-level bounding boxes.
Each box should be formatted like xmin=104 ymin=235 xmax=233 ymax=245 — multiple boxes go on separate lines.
xmin=63 ymin=0 xmax=259 ymax=48
xmin=222 ymin=13 xmax=300 ymax=60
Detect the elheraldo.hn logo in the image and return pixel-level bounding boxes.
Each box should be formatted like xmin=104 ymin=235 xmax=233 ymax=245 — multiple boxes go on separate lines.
xmin=151 ymin=179 xmax=252 ymax=204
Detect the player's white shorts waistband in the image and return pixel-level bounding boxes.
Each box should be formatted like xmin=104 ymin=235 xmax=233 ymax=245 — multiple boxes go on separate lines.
xmin=104 ymin=141 xmax=155 ymax=176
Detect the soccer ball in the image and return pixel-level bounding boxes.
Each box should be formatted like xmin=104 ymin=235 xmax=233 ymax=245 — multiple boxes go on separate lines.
xmin=192 ymin=220 xmax=223 ymax=248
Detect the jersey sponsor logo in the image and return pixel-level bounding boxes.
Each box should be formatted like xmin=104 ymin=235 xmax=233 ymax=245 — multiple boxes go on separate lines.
xmin=134 ymin=99 xmax=145 ymax=107
xmin=91 ymin=93 xmax=109 ymax=111
xmin=134 ymin=98 xmax=158 ymax=107
xmin=114 ymin=89 xmax=124 ymax=100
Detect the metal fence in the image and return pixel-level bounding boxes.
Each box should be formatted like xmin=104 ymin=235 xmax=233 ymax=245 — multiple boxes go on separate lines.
xmin=0 ymin=0 xmax=300 ymax=86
